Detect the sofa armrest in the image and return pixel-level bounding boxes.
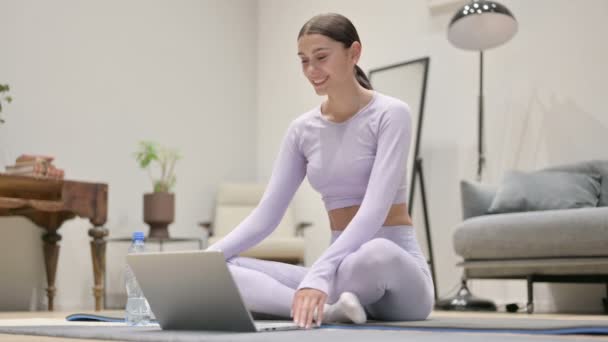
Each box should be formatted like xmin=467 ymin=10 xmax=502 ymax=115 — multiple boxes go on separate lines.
xmin=460 ymin=180 xmax=498 ymax=220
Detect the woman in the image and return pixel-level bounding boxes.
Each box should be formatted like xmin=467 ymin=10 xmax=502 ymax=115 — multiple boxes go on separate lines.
xmin=206 ymin=13 xmax=434 ymax=329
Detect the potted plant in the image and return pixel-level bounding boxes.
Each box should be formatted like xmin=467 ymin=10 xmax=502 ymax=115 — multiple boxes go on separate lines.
xmin=0 ymin=84 xmax=13 ymax=124
xmin=133 ymin=141 xmax=181 ymax=239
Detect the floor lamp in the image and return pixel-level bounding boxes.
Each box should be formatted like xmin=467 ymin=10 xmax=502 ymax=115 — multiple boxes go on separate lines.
xmin=435 ymin=0 xmax=518 ymax=311
xmin=448 ymin=0 xmax=518 ymax=181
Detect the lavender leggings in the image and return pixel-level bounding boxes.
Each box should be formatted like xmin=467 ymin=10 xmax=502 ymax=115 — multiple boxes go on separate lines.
xmin=226 ymin=225 xmax=435 ymax=321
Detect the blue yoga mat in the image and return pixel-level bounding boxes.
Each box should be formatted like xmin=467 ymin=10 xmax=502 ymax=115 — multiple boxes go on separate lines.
xmin=323 ymin=324 xmax=608 ymax=335
xmin=65 ymin=313 xmax=608 ymax=335
xmin=65 ymin=313 xmax=155 ymax=323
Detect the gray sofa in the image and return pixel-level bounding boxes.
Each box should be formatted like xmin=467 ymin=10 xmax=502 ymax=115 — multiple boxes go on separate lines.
xmin=453 ymin=160 xmax=608 ymax=313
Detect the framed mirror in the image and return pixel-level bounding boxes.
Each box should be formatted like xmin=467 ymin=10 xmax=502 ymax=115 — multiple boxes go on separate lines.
xmin=368 ymin=57 xmax=430 ymax=208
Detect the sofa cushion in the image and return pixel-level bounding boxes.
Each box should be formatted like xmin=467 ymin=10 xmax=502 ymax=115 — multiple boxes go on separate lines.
xmin=460 ymin=180 xmax=497 ymax=220
xmin=543 ymin=159 xmax=608 ymax=206
xmin=453 ymin=207 xmax=608 ymax=260
xmin=486 ymin=170 xmax=601 ymax=214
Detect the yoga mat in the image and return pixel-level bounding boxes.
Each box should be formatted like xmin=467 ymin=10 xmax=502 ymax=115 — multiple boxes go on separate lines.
xmin=0 ymin=324 xmax=600 ymax=342
xmin=65 ymin=311 xmax=282 ymax=322
xmin=356 ymin=316 xmax=608 ymax=334
xmin=64 ymin=313 xmax=608 ymax=335
xmin=66 ymin=313 xmax=130 ymax=323
xmin=1 ymin=315 xmax=607 ymax=341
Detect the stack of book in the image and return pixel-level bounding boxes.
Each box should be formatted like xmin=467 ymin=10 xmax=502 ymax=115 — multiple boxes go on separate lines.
xmin=4 ymin=154 xmax=65 ymax=179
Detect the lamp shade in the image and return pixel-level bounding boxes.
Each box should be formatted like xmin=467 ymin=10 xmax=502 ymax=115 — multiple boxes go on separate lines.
xmin=448 ymin=0 xmax=517 ymax=51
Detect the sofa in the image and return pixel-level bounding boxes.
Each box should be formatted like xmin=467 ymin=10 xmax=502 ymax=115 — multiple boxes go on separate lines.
xmin=453 ymin=160 xmax=608 ymax=313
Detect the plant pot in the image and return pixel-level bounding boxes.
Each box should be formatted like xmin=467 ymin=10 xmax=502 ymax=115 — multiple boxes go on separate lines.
xmin=143 ymin=192 xmax=175 ymax=239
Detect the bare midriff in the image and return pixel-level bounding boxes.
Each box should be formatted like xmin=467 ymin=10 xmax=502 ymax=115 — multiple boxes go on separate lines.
xmin=328 ymin=202 xmax=412 ymax=231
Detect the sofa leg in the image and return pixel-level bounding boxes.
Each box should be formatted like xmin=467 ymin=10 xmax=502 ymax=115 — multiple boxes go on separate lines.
xmin=603 ymin=284 xmax=608 ymax=314
xmin=526 ymin=276 xmax=534 ymax=314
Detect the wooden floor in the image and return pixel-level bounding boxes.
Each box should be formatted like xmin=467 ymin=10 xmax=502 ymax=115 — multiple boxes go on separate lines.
xmin=0 ymin=310 xmax=607 ymax=341
xmin=0 ymin=310 xmax=123 ymax=342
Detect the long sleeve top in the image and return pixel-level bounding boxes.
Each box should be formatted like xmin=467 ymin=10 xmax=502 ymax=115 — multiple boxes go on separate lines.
xmin=207 ymin=90 xmax=412 ymax=295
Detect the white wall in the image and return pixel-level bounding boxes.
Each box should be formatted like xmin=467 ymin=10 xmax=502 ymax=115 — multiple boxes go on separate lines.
xmin=0 ymin=0 xmax=258 ymax=310
xmin=257 ymin=0 xmax=608 ymax=313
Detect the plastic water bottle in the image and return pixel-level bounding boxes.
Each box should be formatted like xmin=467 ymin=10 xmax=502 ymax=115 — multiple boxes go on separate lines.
xmin=125 ymin=231 xmax=151 ymax=326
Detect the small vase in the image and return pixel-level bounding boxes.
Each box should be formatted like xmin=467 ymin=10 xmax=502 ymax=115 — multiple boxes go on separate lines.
xmin=143 ymin=192 xmax=175 ymax=239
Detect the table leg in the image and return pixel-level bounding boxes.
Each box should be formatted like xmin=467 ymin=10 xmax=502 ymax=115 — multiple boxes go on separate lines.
xmin=42 ymin=231 xmax=61 ymax=311
xmin=89 ymin=225 xmax=109 ymax=311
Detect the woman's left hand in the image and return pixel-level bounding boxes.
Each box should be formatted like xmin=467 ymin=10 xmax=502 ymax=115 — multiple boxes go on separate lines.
xmin=292 ymin=288 xmax=327 ymax=328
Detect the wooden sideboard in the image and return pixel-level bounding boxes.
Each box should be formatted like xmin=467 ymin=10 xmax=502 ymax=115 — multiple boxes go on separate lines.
xmin=0 ymin=173 xmax=108 ymax=311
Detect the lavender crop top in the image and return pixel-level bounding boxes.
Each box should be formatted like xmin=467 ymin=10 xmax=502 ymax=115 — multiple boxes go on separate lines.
xmin=207 ymin=91 xmax=413 ymax=295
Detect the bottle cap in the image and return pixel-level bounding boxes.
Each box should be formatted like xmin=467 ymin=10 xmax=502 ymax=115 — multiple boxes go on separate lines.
xmin=132 ymin=232 xmax=145 ymax=241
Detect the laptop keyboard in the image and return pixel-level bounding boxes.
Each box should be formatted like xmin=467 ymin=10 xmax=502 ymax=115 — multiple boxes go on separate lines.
xmin=255 ymin=321 xmax=301 ymax=330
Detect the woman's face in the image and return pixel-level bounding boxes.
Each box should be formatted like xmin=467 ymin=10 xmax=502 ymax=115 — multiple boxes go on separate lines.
xmin=297 ymin=33 xmax=359 ymax=95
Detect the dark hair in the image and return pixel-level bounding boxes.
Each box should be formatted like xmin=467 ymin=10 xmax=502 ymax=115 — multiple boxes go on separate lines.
xmin=298 ymin=13 xmax=373 ymax=90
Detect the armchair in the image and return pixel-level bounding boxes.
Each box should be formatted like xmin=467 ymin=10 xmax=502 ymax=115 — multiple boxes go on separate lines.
xmin=200 ymin=182 xmax=312 ymax=265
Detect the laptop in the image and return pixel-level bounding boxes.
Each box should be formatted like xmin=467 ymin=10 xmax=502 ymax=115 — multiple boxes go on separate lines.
xmin=127 ymin=250 xmax=304 ymax=332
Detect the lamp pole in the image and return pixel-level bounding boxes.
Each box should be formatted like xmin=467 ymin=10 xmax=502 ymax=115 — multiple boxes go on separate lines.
xmin=439 ymin=0 xmax=518 ymax=311
xmin=477 ymin=50 xmax=485 ymax=181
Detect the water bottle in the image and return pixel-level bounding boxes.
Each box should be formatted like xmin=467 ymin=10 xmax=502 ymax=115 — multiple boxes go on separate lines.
xmin=125 ymin=231 xmax=151 ymax=326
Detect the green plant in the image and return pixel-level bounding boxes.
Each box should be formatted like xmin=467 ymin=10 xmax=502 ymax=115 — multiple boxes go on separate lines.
xmin=133 ymin=141 xmax=181 ymax=193
xmin=0 ymin=84 xmax=13 ymax=124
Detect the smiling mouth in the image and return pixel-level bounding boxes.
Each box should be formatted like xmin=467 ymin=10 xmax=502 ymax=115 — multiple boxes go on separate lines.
xmin=311 ymin=77 xmax=328 ymax=86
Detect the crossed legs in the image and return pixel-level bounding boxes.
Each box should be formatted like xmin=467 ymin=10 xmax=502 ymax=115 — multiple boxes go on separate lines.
xmin=226 ymin=238 xmax=433 ymax=321
xmin=226 ymin=256 xmax=307 ymax=317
